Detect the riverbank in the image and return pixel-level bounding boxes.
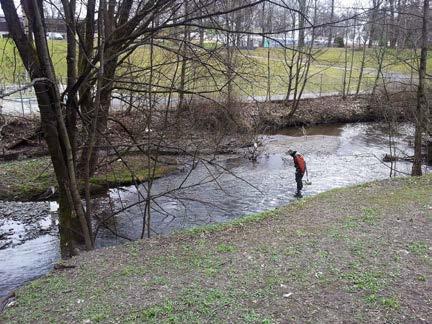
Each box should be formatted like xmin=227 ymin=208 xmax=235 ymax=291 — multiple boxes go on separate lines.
xmin=0 ymin=95 xmax=363 ymax=200
xmin=254 ymin=93 xmax=412 ymax=129
xmin=1 ymin=174 xmax=431 ymax=322
xmin=0 ymin=154 xmax=176 ymax=201
xmin=1 ymin=93 xmax=412 ymax=162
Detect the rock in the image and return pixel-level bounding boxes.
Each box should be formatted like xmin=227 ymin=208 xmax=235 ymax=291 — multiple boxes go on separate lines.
xmin=6 ymin=300 xmax=16 ymax=308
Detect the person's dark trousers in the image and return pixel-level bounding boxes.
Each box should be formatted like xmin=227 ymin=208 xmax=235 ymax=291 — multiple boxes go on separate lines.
xmin=295 ymin=171 xmax=304 ymax=193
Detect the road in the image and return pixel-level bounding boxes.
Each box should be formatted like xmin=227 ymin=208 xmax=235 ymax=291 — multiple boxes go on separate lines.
xmin=0 ymin=91 xmax=350 ymax=117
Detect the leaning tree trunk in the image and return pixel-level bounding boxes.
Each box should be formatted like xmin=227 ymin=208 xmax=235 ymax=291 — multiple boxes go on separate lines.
xmin=1 ymin=0 xmax=93 ymax=257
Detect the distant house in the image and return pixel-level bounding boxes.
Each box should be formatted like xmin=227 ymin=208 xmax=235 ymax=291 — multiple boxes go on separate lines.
xmin=0 ymin=16 xmax=67 ymax=38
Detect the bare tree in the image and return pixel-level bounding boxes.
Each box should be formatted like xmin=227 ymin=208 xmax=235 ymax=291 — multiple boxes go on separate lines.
xmin=412 ymin=0 xmax=429 ymax=176
xmin=356 ymin=33 xmax=368 ymax=96
xmin=298 ymin=0 xmax=307 ymax=47
xmin=0 ymin=0 xmax=267 ymax=256
xmin=327 ymin=0 xmax=334 ymax=47
xmin=368 ymin=0 xmax=381 ymax=47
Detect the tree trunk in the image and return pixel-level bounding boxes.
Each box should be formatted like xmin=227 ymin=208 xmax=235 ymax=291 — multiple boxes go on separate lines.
xmin=389 ymin=0 xmax=397 ymax=48
xmin=368 ymin=0 xmax=380 ymax=47
xmin=1 ymin=0 xmax=93 ymax=257
xmin=298 ymin=0 xmax=306 ymax=48
xmin=58 ymin=186 xmax=75 ymax=257
xmin=178 ymin=2 xmax=190 ymax=110
xmin=342 ymin=24 xmax=349 ymax=99
xmin=260 ymin=2 xmax=266 ymax=47
xmin=412 ymin=0 xmax=429 ymax=176
xmin=327 ymin=0 xmax=334 ymax=47
xmin=62 ymin=0 xmax=78 ymax=165
xmin=356 ymin=37 xmax=368 ymax=95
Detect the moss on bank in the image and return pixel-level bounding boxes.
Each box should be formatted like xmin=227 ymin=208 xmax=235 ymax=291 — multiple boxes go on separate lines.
xmin=0 ymin=154 xmax=176 ymax=201
xmin=1 ymin=174 xmax=431 ymax=323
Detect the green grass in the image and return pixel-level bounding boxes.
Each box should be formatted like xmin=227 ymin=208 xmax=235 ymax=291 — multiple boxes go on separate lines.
xmin=361 ymin=207 xmax=380 ymax=224
xmin=250 ymin=46 xmax=426 ymax=74
xmin=341 ymin=269 xmax=384 ymax=293
xmin=0 ymin=38 xmax=67 ymax=84
xmin=407 ymin=241 xmax=429 ymax=256
xmin=1 ymin=174 xmax=432 ymax=322
xmin=0 ymin=38 xmax=424 ymax=99
xmin=216 ymin=243 xmax=236 ymax=253
xmin=0 ymin=157 xmax=53 ymax=200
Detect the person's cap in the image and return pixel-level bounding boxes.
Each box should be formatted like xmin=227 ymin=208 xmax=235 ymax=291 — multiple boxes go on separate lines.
xmin=287 ymin=149 xmax=294 ymax=155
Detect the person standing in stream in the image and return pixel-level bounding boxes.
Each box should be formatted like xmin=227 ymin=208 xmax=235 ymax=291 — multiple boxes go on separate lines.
xmin=287 ymin=149 xmax=307 ymax=198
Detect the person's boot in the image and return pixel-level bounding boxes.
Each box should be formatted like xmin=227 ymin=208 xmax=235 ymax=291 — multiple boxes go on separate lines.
xmin=294 ymin=191 xmax=303 ymax=198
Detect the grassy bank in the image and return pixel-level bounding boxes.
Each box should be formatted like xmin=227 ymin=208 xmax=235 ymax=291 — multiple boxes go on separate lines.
xmin=0 ymin=154 xmax=176 ymax=201
xmin=1 ymin=174 xmax=431 ymax=322
xmin=1 ymin=39 xmax=418 ymax=97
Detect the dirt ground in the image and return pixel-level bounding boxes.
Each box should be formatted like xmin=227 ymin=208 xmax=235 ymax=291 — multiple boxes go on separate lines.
xmin=1 ymin=174 xmax=431 ymax=323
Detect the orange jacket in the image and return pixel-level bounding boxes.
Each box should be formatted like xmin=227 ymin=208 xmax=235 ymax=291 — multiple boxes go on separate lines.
xmin=293 ymin=153 xmax=306 ymax=174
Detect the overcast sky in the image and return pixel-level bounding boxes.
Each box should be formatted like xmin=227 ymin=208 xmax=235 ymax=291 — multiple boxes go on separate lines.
xmin=0 ymin=0 xmax=372 ymax=19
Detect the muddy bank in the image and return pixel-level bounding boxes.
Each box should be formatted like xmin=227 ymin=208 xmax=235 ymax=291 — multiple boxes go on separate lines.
xmin=0 ymin=94 xmax=413 ymax=162
xmin=0 ymin=116 xmax=46 ymax=161
xmin=254 ymin=94 xmax=412 ymax=130
xmin=0 ymin=154 xmax=177 ymax=201
xmin=0 ymin=114 xmax=242 ymax=163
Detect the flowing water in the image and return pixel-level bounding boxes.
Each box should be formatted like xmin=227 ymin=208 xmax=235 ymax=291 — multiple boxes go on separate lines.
xmin=0 ymin=122 xmax=425 ymax=297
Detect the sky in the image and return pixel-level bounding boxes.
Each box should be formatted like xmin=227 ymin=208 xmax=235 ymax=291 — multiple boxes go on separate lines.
xmin=0 ymin=0 xmax=372 ymax=19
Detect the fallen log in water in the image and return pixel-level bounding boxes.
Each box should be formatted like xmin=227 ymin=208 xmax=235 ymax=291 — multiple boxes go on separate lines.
xmin=383 ymin=154 xmax=414 ymax=163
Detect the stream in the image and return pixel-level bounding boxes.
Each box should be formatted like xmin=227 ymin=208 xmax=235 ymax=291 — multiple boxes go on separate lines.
xmin=0 ymin=122 xmax=426 ymax=297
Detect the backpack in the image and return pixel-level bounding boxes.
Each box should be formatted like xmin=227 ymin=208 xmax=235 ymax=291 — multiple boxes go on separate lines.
xmin=294 ymin=154 xmax=306 ymax=174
